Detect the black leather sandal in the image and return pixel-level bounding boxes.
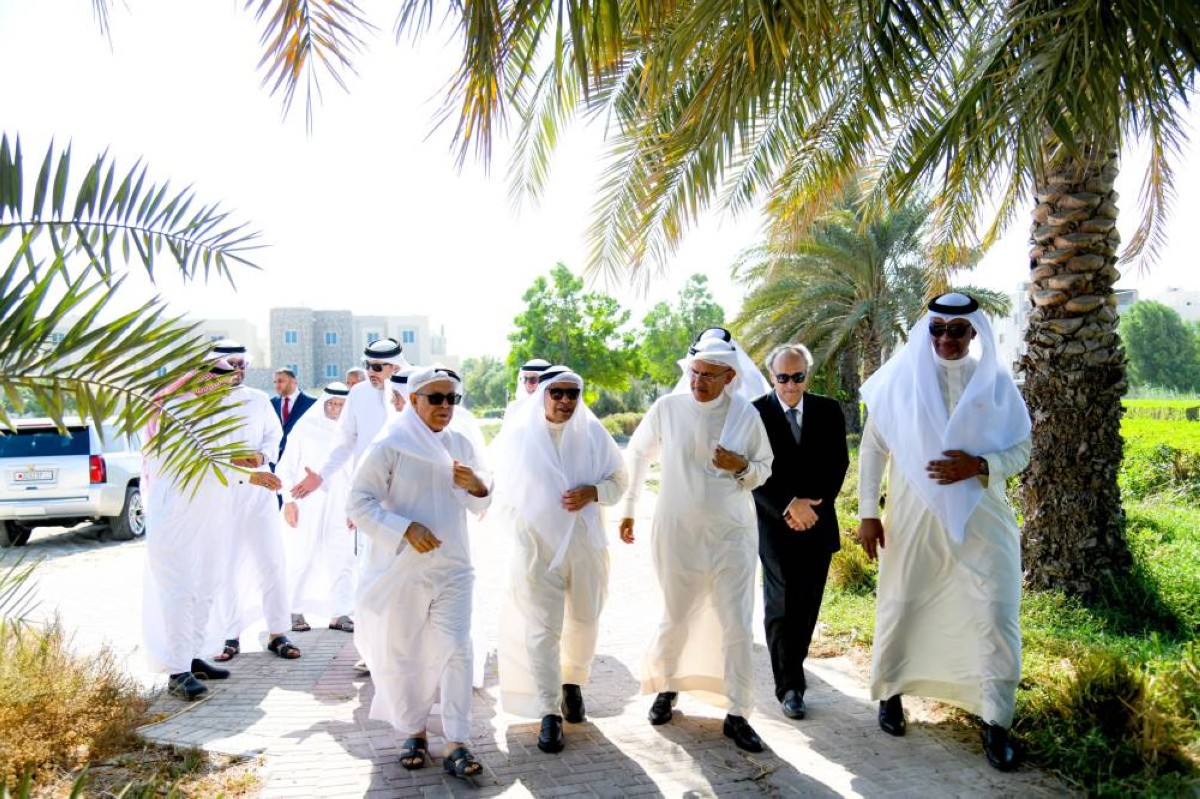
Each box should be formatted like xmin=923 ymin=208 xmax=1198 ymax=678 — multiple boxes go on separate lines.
xmin=213 ymin=639 xmax=240 ymax=662
xmin=399 ymin=737 xmax=428 ymax=770
xmin=443 ymin=746 xmax=482 ymax=779
xmin=267 ymin=634 xmax=302 ymax=659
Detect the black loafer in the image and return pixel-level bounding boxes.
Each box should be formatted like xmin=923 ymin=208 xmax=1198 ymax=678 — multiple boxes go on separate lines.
xmin=648 ymin=691 xmax=678 ymax=725
xmin=167 ymin=671 xmax=208 ymax=701
xmin=538 ymin=714 xmax=565 ymax=753
xmin=191 ymin=658 xmax=230 ymax=680
xmin=722 ymin=714 xmax=765 ymax=753
xmin=879 ymin=694 xmax=906 ymax=736
xmin=561 ymin=683 xmax=586 ymax=723
xmin=982 ymin=723 xmax=1019 ymax=771
xmin=780 ymin=689 xmax=806 ymax=720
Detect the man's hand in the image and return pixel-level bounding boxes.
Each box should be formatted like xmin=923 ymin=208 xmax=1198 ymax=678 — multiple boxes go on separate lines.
xmin=925 ymin=449 xmax=984 ymax=485
xmin=404 ymin=521 xmax=441 ymax=553
xmin=283 ymin=502 xmax=299 ymax=528
xmin=290 ymin=467 xmax=323 ymax=499
xmin=619 ymin=517 xmax=635 ymax=544
xmin=248 ymin=471 xmax=282 ymax=491
xmin=784 ymin=497 xmax=822 ymax=531
xmin=562 ymin=485 xmax=599 ymax=512
xmin=232 ymin=452 xmax=265 ymax=469
xmin=346 ymin=517 xmax=356 ymax=531
xmin=859 ymin=518 xmax=886 ymax=560
xmin=712 ymin=445 xmax=748 ymax=474
xmin=452 ymin=460 xmax=489 ymax=497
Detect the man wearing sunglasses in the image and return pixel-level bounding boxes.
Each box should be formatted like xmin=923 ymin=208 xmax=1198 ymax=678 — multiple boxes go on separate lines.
xmin=620 ymin=337 xmax=774 ymax=753
xmin=857 ymin=292 xmax=1031 ymax=771
xmin=492 ymin=366 xmax=627 ymax=754
xmin=348 ymin=365 xmax=491 ymax=781
xmin=751 ymin=344 xmax=849 ymax=723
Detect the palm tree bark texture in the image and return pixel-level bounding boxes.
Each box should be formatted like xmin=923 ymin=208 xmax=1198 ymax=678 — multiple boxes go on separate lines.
xmin=1019 ymin=144 xmax=1132 ymax=598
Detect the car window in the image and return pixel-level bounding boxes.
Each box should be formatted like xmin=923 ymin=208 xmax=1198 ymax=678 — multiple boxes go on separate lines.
xmin=0 ymin=427 xmax=90 ymax=458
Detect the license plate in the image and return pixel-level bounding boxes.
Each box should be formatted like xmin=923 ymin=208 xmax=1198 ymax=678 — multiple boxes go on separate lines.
xmin=13 ymin=470 xmax=53 ymax=482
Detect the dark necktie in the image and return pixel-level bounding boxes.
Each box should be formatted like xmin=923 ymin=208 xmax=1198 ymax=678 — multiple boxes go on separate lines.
xmin=786 ymin=407 xmax=801 ymax=444
xmin=282 ymin=395 xmax=291 ymax=426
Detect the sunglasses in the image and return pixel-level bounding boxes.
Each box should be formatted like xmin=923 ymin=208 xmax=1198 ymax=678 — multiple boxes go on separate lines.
xmin=226 ymin=359 xmax=248 ymax=370
xmin=775 ymin=372 xmax=807 ymax=384
xmin=414 ymin=391 xmax=463 ymax=406
xmin=928 ymin=322 xmax=972 ymax=340
xmin=548 ymin=388 xmax=581 ymax=401
xmin=365 ymin=362 xmax=390 ymax=372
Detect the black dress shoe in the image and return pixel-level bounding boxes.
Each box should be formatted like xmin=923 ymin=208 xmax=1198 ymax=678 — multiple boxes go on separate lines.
xmin=538 ymin=714 xmax=565 ymax=753
xmin=878 ymin=694 xmax=906 ymax=736
xmin=982 ymin=723 xmax=1019 ymax=771
xmin=561 ymin=683 xmax=586 ymax=723
xmin=722 ymin=714 xmax=765 ymax=753
xmin=648 ymin=691 xmax=678 ymax=725
xmin=191 ymin=658 xmax=231 ymax=680
xmin=780 ymin=689 xmax=806 ymax=720
xmin=167 ymin=671 xmax=208 ymax=701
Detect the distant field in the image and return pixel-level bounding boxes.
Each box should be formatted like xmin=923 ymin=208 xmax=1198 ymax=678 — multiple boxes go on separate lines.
xmin=1124 ymin=398 xmax=1200 ymax=409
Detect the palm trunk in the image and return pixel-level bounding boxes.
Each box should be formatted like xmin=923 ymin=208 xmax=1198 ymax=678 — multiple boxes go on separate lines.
xmin=1019 ymin=143 xmax=1131 ymax=599
xmin=837 ymin=346 xmax=862 ymax=433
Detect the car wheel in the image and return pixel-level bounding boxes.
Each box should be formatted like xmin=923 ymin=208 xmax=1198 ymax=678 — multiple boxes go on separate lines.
xmin=106 ymin=486 xmax=145 ymax=541
xmin=0 ymin=521 xmax=33 ymax=548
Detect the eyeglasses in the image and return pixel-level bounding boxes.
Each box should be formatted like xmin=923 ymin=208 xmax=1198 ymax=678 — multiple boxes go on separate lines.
xmin=775 ymin=372 xmax=807 ymax=384
xmin=414 ymin=391 xmax=463 ymax=406
xmin=226 ymin=359 xmax=248 ymax=370
xmin=365 ymin=362 xmax=390 ymax=373
xmin=548 ymin=388 xmax=581 ymax=401
xmin=928 ymin=322 xmax=972 ymax=340
xmin=521 ymin=375 xmax=540 ymax=385
xmin=690 ymin=368 xmax=730 ymax=383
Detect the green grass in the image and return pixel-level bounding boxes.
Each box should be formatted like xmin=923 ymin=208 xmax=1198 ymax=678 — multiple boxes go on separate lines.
xmin=1124 ymin=399 xmax=1200 ymax=409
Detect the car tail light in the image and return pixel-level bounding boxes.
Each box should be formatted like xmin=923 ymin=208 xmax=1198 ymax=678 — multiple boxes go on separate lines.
xmin=89 ymin=455 xmax=107 ymax=485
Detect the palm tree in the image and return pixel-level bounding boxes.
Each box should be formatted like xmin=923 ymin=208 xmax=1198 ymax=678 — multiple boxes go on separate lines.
xmin=0 ymin=136 xmax=262 ymax=489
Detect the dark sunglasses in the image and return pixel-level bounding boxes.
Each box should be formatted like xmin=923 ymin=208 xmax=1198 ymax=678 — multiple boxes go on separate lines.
xmin=365 ymin=362 xmax=390 ymax=373
xmin=928 ymin=322 xmax=972 ymax=340
xmin=548 ymin=388 xmax=581 ymax=401
xmin=415 ymin=391 xmax=463 ymax=406
xmin=774 ymin=372 xmax=807 ymax=384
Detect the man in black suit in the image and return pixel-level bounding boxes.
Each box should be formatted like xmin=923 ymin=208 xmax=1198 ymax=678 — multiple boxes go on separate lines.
xmin=271 ymin=368 xmax=315 ymax=460
xmin=751 ymin=344 xmax=849 ymax=721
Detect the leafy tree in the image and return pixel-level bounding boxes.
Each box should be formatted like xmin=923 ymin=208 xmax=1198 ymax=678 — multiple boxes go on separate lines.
xmin=638 ymin=274 xmax=726 ymax=387
xmin=1122 ymin=302 xmax=1200 ymax=392
xmin=507 ymin=264 xmax=638 ymax=393
xmin=459 ymin=355 xmax=510 ymax=410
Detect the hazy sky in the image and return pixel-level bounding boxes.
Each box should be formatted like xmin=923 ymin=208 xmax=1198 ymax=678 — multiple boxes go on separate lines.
xmin=1 ymin=1 xmax=1197 ymax=358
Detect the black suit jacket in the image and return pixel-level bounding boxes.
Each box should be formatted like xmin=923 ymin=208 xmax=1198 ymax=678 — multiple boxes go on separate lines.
xmin=271 ymin=392 xmax=316 ymax=457
xmin=751 ymin=391 xmax=850 ymax=554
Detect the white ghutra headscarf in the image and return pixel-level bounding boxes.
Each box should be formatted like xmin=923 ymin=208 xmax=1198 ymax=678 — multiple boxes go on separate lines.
xmin=671 ymin=326 xmax=770 ymax=401
xmin=492 ymin=366 xmax=623 ymax=569
xmin=860 ymin=293 xmax=1031 ymax=544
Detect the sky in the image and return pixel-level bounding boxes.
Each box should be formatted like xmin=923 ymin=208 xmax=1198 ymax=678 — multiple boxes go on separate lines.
xmin=1 ymin=1 xmax=1197 ymax=359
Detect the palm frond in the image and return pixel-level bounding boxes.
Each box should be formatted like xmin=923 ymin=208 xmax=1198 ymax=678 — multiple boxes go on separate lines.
xmin=247 ymin=0 xmax=375 ymax=133
xmin=0 ymin=136 xmax=262 ymax=284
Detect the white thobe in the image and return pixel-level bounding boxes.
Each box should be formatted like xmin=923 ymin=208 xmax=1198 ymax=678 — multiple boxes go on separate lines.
xmin=621 ymin=392 xmax=772 ymax=716
xmin=347 ymin=419 xmax=491 ymax=740
xmin=859 ymin=356 xmax=1030 ymax=727
xmin=318 ymin=380 xmax=390 ymax=479
xmin=277 ymin=410 xmax=355 ymax=619
xmin=498 ymin=421 xmax=628 ymax=718
xmin=210 ymin=385 xmax=290 ymax=645
xmin=142 ymin=397 xmax=234 ymax=674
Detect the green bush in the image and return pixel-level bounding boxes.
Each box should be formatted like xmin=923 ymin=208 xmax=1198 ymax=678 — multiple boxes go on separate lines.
xmin=1120 ymin=418 xmax=1200 ymax=503
xmin=601 ymin=412 xmax=644 ymax=437
xmin=829 ymin=534 xmax=877 ymax=595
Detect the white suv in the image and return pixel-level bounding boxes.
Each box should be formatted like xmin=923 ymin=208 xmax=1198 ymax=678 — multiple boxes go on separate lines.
xmin=0 ymin=417 xmax=144 ymax=547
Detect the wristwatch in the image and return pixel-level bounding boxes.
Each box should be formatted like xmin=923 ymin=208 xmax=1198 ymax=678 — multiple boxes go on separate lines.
xmin=977 ymin=456 xmax=989 ymax=476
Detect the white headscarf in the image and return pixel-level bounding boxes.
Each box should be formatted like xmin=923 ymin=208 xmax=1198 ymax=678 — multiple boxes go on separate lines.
xmin=671 ymin=327 xmax=770 ymax=401
xmin=492 ymin=367 xmax=624 ymax=569
xmin=860 ymin=293 xmax=1031 ymax=544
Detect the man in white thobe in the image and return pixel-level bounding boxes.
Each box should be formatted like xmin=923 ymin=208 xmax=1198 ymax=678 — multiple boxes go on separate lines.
xmin=858 ymin=292 xmax=1031 ymax=771
xmin=142 ymin=360 xmax=282 ymax=700
xmin=347 ymin=366 xmax=492 ymax=779
xmin=207 ymin=340 xmax=298 ymax=663
xmin=620 ymin=338 xmax=774 ymax=753
xmin=279 ymin=382 xmax=356 ymax=633
xmin=501 ymin=357 xmax=551 ymax=423
xmin=493 ymin=366 xmax=627 ymax=753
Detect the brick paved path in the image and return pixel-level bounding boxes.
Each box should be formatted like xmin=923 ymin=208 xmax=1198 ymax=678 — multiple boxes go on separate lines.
xmin=19 ymin=503 xmax=1068 ymax=798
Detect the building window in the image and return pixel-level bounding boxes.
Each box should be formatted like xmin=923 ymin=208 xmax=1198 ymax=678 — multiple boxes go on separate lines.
xmin=156 ymin=367 xmax=168 ymax=378
xmin=325 ymin=331 xmax=338 ymax=345
xmin=49 ymin=332 xmax=65 ymax=344
xmin=401 ymin=330 xmax=416 ymax=344
xmin=365 ymin=331 xmax=379 ymax=345
xmin=209 ymin=334 xmax=224 ymax=342
xmin=325 ymin=364 xmax=339 ymax=378
xmin=288 ymin=364 xmax=299 ymax=376
xmin=284 ymin=330 xmax=298 ymax=345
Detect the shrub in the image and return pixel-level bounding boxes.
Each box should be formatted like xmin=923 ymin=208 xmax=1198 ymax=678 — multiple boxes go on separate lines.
xmin=601 ymin=412 xmax=644 ymax=437
xmin=829 ymin=534 xmax=877 ymax=595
